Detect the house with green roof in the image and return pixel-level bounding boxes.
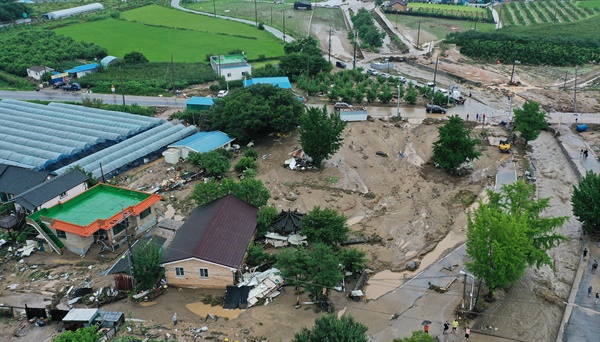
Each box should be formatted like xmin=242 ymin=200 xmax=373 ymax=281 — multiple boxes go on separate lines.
xmin=27 ymin=184 xmax=161 ymax=255
xmin=210 ymin=54 xmax=252 ymax=81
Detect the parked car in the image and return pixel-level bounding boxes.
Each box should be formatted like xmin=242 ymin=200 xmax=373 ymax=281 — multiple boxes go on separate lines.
xmin=217 ymin=90 xmax=228 ymax=97
xmin=381 ymin=73 xmax=390 ymax=78
xmin=335 ymin=61 xmax=347 ymax=69
xmin=52 ymin=81 xmax=65 ymax=89
xmin=396 ymin=76 xmax=407 ymax=83
xmin=426 ymin=82 xmax=436 ymax=87
xmin=334 ymin=102 xmax=353 ymax=110
xmin=62 ymin=83 xmax=81 ymax=91
xmin=426 ymin=104 xmax=447 ymax=114
xmin=367 ymin=68 xmax=379 ymax=76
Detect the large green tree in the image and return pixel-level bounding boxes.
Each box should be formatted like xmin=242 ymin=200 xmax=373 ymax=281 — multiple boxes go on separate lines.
xmin=191 ymin=177 xmax=270 ymax=208
xmin=299 ymin=106 xmax=347 ymax=168
xmin=432 ymin=115 xmax=481 ymax=174
xmin=133 ymin=241 xmax=165 ymax=291
xmin=513 ymin=101 xmax=548 ymax=144
xmin=280 ymin=36 xmax=332 ymax=80
xmin=572 ymin=171 xmax=600 ymax=235
xmin=201 ymin=84 xmax=305 ymax=143
xmin=187 ymin=150 xmax=230 ymax=175
xmin=292 ymin=315 xmax=368 ymax=342
xmin=466 ymin=181 xmax=568 ymax=298
xmin=302 ymin=206 xmax=350 ymax=246
xmin=53 ymin=326 xmax=100 ymax=342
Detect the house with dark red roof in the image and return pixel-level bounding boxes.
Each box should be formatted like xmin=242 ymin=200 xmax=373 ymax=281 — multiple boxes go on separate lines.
xmin=161 ymin=195 xmax=258 ymax=289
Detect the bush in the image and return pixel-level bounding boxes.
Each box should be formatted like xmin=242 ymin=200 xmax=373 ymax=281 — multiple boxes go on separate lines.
xmin=235 ymin=157 xmax=258 ymax=172
xmin=243 ymin=149 xmax=259 ymax=160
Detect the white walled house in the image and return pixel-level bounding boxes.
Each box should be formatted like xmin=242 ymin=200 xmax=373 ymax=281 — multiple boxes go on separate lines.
xmin=210 ymin=54 xmax=252 ymax=81
xmin=27 ymin=66 xmax=55 ymax=81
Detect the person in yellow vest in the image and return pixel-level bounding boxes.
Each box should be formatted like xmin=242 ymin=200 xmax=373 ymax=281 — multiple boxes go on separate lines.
xmin=452 ymin=319 xmax=459 ymax=334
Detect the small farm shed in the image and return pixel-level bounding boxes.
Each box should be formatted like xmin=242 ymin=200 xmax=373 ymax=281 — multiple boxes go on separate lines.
xmin=186 ymin=97 xmax=215 ymax=111
xmin=243 ymin=77 xmax=292 ymax=89
xmin=62 ymin=308 xmax=99 ymax=331
xmin=294 ymin=1 xmax=312 ymax=10
xmin=387 ymin=0 xmax=409 ymax=12
xmin=100 ymin=56 xmax=119 ymax=67
xmin=65 ymin=63 xmax=99 ymax=78
xmin=163 ymin=131 xmax=234 ymax=163
xmin=27 ymin=66 xmax=54 ymax=81
xmin=43 ymin=3 xmax=104 ymax=20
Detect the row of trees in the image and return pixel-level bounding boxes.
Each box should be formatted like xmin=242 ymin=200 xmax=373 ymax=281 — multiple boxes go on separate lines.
xmin=351 ymin=8 xmax=385 ymax=49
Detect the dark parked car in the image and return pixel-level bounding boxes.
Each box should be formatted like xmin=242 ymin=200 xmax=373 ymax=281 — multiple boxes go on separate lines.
xmin=62 ymin=83 xmax=82 ymax=91
xmin=426 ymin=104 xmax=447 ymax=114
xmin=335 ymin=61 xmax=347 ymax=69
xmin=52 ymin=81 xmax=65 ymax=89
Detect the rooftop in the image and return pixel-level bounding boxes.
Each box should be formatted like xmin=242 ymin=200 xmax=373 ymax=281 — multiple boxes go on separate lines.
xmin=29 ymin=184 xmax=161 ymax=236
xmin=14 ymin=169 xmax=89 ymax=211
xmin=211 ymin=54 xmax=247 ymax=65
xmin=163 ymin=195 xmax=258 ymax=268
xmin=0 ymin=164 xmax=51 ymax=196
xmin=62 ymin=308 xmax=99 ymax=322
xmin=243 ymin=77 xmax=292 ymax=89
xmin=65 ymin=63 xmax=99 ymax=73
xmin=186 ymin=97 xmax=215 ymax=107
xmin=169 ymin=131 xmax=234 ymax=154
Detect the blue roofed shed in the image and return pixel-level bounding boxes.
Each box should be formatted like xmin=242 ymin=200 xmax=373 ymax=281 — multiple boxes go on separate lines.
xmin=65 ymin=63 xmax=99 ymax=78
xmin=165 ymin=131 xmax=235 ymax=162
xmin=186 ymin=97 xmax=215 ymax=111
xmin=243 ymin=77 xmax=292 ymax=89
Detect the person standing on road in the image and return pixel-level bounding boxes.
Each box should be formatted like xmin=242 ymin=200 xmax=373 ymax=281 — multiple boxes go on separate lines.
xmin=583 ymin=248 xmax=588 ymax=259
xmin=476 ymin=113 xmax=479 ymax=122
xmin=592 ymin=260 xmax=598 ymax=273
xmin=596 ymin=293 xmax=599 ymax=304
xmin=443 ymin=321 xmax=449 ymax=334
xmin=589 ymin=286 xmax=593 ymax=297
xmin=423 ymin=324 xmax=429 ymax=334
xmin=173 ymin=312 xmax=177 ymax=326
xmin=452 ymin=319 xmax=459 ymax=334
xmin=466 ymin=114 xmax=469 ymax=121
xmin=465 ymin=327 xmax=471 ymax=340
xmin=483 ymin=113 xmax=486 ymax=124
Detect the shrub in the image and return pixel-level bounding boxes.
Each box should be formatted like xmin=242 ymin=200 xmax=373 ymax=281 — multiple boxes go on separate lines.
xmin=235 ymin=157 xmax=257 ymax=172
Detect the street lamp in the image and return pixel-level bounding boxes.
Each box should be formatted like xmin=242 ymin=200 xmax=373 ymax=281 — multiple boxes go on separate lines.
xmin=459 ymin=270 xmax=475 ymax=311
xmin=509 ymin=59 xmax=520 ymax=85
xmin=397 ymin=84 xmax=401 ymax=117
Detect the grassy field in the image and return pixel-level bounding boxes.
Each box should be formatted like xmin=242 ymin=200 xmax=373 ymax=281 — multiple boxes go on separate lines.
xmin=500 ymin=13 xmax=600 ymax=40
xmin=577 ymin=0 xmax=600 ymax=9
xmin=182 ymin=2 xmax=346 ymax=38
xmin=387 ymin=14 xmax=495 ymax=40
xmin=53 ymin=5 xmax=284 ymax=62
xmin=408 ymin=3 xmax=488 ymax=14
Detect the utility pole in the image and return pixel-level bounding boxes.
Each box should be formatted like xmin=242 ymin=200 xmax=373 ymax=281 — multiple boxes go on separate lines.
xmin=171 ymin=54 xmax=175 ymax=94
xmin=510 ymin=59 xmax=520 ymax=85
xmin=122 ymin=205 xmax=135 ymax=289
xmin=574 ymin=65 xmax=578 ymax=113
xmin=283 ymin=12 xmax=286 ymax=42
xmin=563 ymin=71 xmax=568 ymax=90
xmin=431 ymin=56 xmax=439 ymax=107
xmin=254 ymin=0 xmax=258 ymax=27
xmin=416 ymin=21 xmax=421 ymax=48
xmin=353 ymin=31 xmax=358 ymax=69
xmin=395 ymin=11 xmax=398 ymax=29
xmin=328 ymin=27 xmax=332 ymax=62
xmin=271 ymin=6 xmax=273 ymax=26
xmin=213 ymin=0 xmax=216 ymax=17
xmin=462 ymin=273 xmax=467 ymax=310
xmin=118 ymin=66 xmax=125 ymax=106
xmin=397 ymin=84 xmax=401 ymax=117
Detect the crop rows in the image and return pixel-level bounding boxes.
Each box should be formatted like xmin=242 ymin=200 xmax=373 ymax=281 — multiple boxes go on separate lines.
xmin=530 ymin=2 xmax=549 ymax=23
xmin=502 ymin=4 xmax=515 ymax=25
xmin=538 ymin=1 xmax=559 ymax=23
xmin=517 ymin=1 xmax=536 ymax=24
xmin=545 ymin=0 xmax=571 ymax=23
xmin=509 ymin=2 xmax=527 ymax=25
xmin=502 ymin=0 xmax=600 ymax=27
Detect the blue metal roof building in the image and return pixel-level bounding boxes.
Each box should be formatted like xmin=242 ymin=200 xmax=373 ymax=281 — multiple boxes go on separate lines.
xmin=167 ymin=131 xmax=235 ymax=159
xmin=243 ymin=77 xmax=292 ymax=89
xmin=186 ymin=97 xmax=215 ymax=111
xmin=65 ymin=63 xmax=99 ymax=78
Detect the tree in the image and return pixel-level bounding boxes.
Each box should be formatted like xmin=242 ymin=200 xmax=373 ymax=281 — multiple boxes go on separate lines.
xmin=187 ymin=150 xmax=230 ymax=175
xmin=378 ymin=85 xmax=394 ymax=104
xmin=339 ymin=248 xmax=368 ymax=273
xmin=305 ymin=243 xmax=344 ymax=297
xmin=299 ymin=106 xmax=347 ymax=168
xmin=191 ymin=177 xmax=270 ymax=208
xmin=67 ymin=164 xmax=98 ymax=187
xmin=275 ymin=247 xmax=309 ymax=304
xmin=251 ymin=63 xmax=283 ymax=78
xmin=302 ymin=206 xmax=350 ymax=246
xmin=432 ymin=115 xmax=481 ymax=174
xmin=513 ymin=101 xmax=548 ymax=144
xmin=404 ymin=84 xmax=417 ymax=105
xmin=572 ymin=171 xmax=600 ymax=235
xmin=201 ymin=84 xmax=304 ymax=143
xmin=133 ymin=241 xmax=165 ymax=291
xmin=466 ymin=181 xmax=568 ymax=298
xmin=123 ymin=51 xmax=149 ymax=64
xmin=243 ymin=148 xmax=259 ymax=160
xmin=53 ymin=326 xmax=100 ymax=342
xmin=246 ymin=242 xmax=276 ymax=267
xmin=292 ymin=315 xmax=368 ymax=342
xmin=393 ymin=331 xmax=436 ymax=342
xmin=234 ymin=156 xmax=257 ymax=172
xmin=257 ymin=205 xmax=278 ymax=237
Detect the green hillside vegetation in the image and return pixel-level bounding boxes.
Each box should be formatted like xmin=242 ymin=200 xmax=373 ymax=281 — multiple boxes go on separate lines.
xmin=54 ymin=5 xmax=284 ymax=62
xmin=447 ymin=14 xmax=600 ymax=66
xmin=500 ymin=0 xmax=600 ymax=26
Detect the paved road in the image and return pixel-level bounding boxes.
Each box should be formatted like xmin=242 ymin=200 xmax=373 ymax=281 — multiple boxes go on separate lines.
xmin=0 ymin=90 xmax=186 ymax=107
xmin=170 ymin=0 xmax=295 ymax=43
xmin=491 ymin=5 xmax=502 ymax=29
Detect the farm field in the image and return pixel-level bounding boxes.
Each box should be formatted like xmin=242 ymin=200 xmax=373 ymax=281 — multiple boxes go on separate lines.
xmin=53 ymin=5 xmax=284 ymax=62
xmin=500 ymin=0 xmax=600 ymax=26
xmin=398 ymin=2 xmax=492 ymax=21
xmin=386 ymin=13 xmax=495 ymax=41
xmin=182 ymin=1 xmax=346 ymax=39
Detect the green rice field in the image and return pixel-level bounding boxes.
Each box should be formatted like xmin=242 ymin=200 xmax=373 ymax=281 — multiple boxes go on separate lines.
xmin=577 ymin=0 xmax=600 ymax=9
xmin=54 ymin=5 xmax=284 ymax=62
xmin=386 ymin=14 xmax=495 ymax=41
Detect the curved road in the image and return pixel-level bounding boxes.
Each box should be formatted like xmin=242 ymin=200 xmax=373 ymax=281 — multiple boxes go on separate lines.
xmin=170 ymin=0 xmax=294 ymax=43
